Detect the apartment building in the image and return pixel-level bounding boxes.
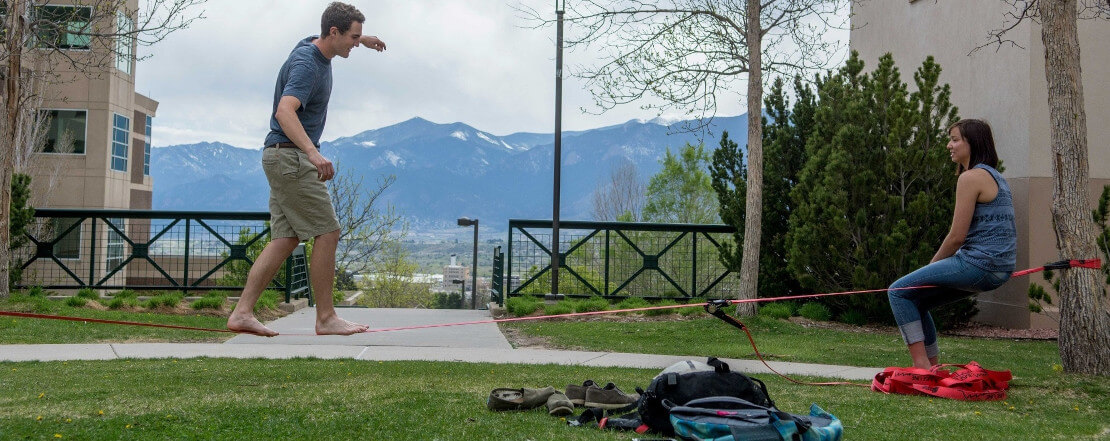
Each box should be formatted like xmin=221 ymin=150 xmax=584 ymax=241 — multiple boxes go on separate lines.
xmin=850 ymin=1 xmax=1110 ymax=329
xmin=20 ymin=0 xmax=156 ymax=287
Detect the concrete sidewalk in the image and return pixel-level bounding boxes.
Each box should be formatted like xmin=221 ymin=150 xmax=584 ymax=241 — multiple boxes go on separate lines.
xmin=0 ymin=308 xmax=884 ymax=381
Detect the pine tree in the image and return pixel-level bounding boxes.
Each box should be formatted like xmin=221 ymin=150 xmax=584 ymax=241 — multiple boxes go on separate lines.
xmin=787 ymin=52 xmax=961 ymax=322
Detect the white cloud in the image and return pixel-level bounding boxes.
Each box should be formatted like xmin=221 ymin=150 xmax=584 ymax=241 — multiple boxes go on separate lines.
xmin=137 ymin=1 xmax=845 ymax=148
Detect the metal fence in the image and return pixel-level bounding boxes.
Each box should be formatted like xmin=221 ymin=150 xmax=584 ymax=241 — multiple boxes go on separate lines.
xmin=506 ymin=219 xmax=737 ymax=301
xmin=13 ymin=208 xmax=310 ymax=303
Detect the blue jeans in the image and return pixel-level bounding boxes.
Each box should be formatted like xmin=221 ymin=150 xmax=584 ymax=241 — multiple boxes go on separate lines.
xmin=888 ymin=254 xmax=1010 ymax=358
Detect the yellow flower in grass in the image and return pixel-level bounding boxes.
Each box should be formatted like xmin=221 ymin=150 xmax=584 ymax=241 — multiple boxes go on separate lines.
xmin=54 ymin=434 xmax=62 ymax=438
xmin=98 ymin=410 xmax=104 ymax=416
xmin=36 ymin=415 xmax=43 ymax=421
xmin=126 ymin=424 xmax=133 ymax=429
xmin=38 ymin=393 xmax=44 ymax=399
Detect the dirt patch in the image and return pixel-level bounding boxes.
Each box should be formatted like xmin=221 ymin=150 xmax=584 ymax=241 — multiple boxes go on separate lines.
xmin=787 ymin=316 xmax=1057 ymax=340
xmin=499 ymin=325 xmax=559 ymax=349
xmin=787 ymin=316 xmax=896 ymax=334
xmin=944 ymin=323 xmax=1058 ymax=340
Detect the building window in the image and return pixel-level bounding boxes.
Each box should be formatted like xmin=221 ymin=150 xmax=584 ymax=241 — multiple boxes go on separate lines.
xmin=52 ymin=218 xmax=82 ymax=260
xmin=42 ymin=110 xmax=87 ymax=154
xmin=144 ymin=115 xmax=152 ymax=176
xmin=34 ymin=5 xmax=92 ymax=50
xmin=111 ymin=113 xmax=129 ymax=172
xmin=115 ymin=11 xmax=133 ymax=74
xmin=106 ymin=218 xmax=126 ymax=272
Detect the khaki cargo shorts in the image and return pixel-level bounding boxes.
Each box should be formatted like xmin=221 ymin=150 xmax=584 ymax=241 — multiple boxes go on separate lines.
xmin=261 ymin=147 xmax=340 ymax=241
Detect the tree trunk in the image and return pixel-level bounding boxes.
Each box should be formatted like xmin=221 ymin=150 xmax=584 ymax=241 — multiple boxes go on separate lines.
xmin=1 ymin=0 xmax=27 ymax=298
xmin=736 ymin=0 xmax=762 ymax=317
xmin=1039 ymin=0 xmax=1110 ymax=375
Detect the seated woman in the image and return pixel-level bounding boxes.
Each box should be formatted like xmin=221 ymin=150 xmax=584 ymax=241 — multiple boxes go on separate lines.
xmin=887 ymin=118 xmax=1017 ymax=369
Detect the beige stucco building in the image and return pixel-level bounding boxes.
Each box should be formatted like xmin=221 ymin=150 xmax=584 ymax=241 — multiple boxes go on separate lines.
xmin=34 ymin=0 xmax=155 ymax=211
xmin=19 ymin=0 xmax=156 ymax=287
xmin=851 ymin=1 xmax=1109 ymax=329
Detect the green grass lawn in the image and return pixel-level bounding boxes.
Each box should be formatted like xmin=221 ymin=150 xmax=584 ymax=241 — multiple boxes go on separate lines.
xmin=2 ymin=295 xmax=1107 ymax=439
xmin=0 ymin=293 xmax=236 ymax=344
xmin=0 ymin=359 xmax=1105 ymax=440
xmin=500 ymin=314 xmax=1060 ymax=370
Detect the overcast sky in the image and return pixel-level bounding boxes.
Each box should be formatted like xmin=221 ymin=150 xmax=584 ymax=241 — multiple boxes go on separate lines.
xmin=136 ymin=1 xmax=846 ymax=149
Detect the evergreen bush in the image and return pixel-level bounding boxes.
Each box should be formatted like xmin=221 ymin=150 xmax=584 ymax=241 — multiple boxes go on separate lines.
xmin=798 ymin=302 xmax=831 ymax=321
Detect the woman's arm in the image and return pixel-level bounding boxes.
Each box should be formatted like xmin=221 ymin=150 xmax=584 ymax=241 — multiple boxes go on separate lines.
xmin=931 ymin=171 xmax=984 ymax=262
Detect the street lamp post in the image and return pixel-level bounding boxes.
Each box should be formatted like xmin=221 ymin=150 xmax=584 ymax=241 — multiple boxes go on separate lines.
xmin=457 ymin=217 xmax=479 ymax=309
xmin=551 ymin=0 xmax=565 ymax=297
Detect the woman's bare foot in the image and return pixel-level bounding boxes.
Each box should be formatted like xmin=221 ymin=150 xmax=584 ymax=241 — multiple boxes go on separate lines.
xmin=316 ymin=316 xmax=369 ymax=335
xmin=227 ymin=314 xmax=279 ymax=337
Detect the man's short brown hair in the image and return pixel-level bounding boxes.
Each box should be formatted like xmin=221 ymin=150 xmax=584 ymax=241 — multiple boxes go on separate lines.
xmin=321 ymin=2 xmax=365 ymax=37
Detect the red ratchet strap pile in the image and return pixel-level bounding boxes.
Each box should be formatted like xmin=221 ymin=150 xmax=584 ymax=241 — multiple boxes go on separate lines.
xmin=871 ymin=361 xmax=1012 ymax=401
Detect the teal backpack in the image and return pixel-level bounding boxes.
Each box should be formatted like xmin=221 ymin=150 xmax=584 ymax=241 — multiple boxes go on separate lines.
xmin=668 ymin=396 xmax=843 ymax=441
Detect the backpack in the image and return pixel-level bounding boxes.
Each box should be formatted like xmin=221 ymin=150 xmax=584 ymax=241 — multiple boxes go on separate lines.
xmin=668 ymin=396 xmax=843 ymax=441
xmin=637 ymin=357 xmax=774 ymax=436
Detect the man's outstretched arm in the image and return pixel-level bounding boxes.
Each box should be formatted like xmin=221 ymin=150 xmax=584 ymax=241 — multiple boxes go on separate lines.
xmin=360 ymin=35 xmax=386 ymax=51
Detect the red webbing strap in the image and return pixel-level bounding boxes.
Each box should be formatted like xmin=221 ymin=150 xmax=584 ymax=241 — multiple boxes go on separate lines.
xmin=1010 ymin=258 xmax=1102 ymax=277
xmin=871 ymin=361 xmax=1011 ymax=401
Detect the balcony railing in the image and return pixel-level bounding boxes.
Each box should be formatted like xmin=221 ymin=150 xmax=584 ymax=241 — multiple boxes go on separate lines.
xmin=506 ymin=219 xmax=737 ymax=301
xmin=14 ymin=209 xmax=310 ymax=303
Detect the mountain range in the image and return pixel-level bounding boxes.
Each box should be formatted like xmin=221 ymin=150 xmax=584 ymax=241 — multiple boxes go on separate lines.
xmin=151 ymin=115 xmax=748 ymax=232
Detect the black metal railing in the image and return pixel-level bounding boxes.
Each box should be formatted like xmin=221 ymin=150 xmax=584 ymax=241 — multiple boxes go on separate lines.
xmin=506 ymin=219 xmax=737 ymax=301
xmin=490 ymin=246 xmax=504 ymax=305
xmin=14 ymin=209 xmax=310 ymax=303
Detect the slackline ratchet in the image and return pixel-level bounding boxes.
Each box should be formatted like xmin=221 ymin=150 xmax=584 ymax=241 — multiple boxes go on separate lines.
xmin=0 ymin=258 xmax=1100 ymax=336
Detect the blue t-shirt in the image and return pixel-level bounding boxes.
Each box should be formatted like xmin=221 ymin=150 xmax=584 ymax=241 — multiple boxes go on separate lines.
xmin=264 ymin=36 xmax=332 ymax=148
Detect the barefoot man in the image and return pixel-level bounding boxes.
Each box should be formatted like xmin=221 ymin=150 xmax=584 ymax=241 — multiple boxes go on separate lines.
xmin=227 ymin=2 xmax=386 ymax=336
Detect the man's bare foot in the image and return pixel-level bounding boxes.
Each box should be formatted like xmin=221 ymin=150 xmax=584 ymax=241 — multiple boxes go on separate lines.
xmin=316 ymin=316 xmax=369 ymax=335
xmin=227 ymin=314 xmax=279 ymax=337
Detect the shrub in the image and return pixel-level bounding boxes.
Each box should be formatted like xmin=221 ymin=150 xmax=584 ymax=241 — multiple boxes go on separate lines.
xmin=76 ymin=288 xmax=100 ymax=300
xmin=190 ymin=295 xmax=226 ymax=310
xmin=65 ymin=296 xmax=88 ymax=307
xmin=144 ymin=292 xmax=184 ymax=309
xmin=574 ymin=297 xmax=610 ymax=313
xmin=113 ymin=289 xmax=138 ymax=300
xmin=506 ymin=295 xmax=541 ymax=316
xmin=838 ymin=309 xmax=868 ymax=326
xmin=106 ymin=296 xmax=140 ymax=310
xmin=254 ymin=290 xmax=281 ymax=312
xmin=432 ymin=293 xmax=462 ymax=309
xmin=615 ymin=297 xmax=651 ymax=314
xmin=644 ymin=299 xmax=679 ymax=317
xmin=759 ymin=302 xmax=795 ymax=320
xmin=542 ymin=301 xmax=575 ymax=316
xmin=25 ymin=286 xmax=45 ymax=297
xmin=798 ymin=302 xmax=831 ymax=321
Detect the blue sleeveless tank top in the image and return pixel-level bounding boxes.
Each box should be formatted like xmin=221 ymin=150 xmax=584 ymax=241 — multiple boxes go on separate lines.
xmin=956 ymin=164 xmax=1017 ymax=272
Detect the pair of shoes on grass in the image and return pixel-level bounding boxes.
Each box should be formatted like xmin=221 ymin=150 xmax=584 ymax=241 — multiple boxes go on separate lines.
xmin=487 ymin=386 xmax=574 ymax=416
xmin=565 ymin=380 xmax=640 ymax=410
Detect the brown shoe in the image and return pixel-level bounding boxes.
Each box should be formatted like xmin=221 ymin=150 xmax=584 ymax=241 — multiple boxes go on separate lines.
xmin=546 ymin=391 xmax=574 ymax=416
xmin=583 ymin=383 xmax=639 ymax=410
xmin=565 ymin=380 xmax=599 ymax=407
xmin=486 ymin=386 xmax=557 ymax=411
